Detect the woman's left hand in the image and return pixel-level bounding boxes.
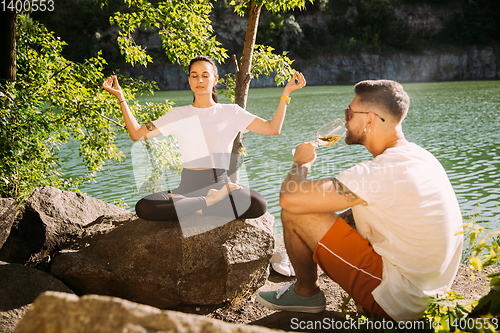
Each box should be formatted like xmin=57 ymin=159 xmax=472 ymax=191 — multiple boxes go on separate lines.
xmin=246 ymin=71 xmax=306 ymax=136
xmin=102 ymin=76 xmax=125 ymax=101
xmin=283 ymin=72 xmax=306 ymax=95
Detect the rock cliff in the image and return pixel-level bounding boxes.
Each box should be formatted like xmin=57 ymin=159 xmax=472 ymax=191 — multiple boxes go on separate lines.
xmin=116 ymin=3 xmax=498 ymax=89
xmin=121 ymin=47 xmax=498 ymax=90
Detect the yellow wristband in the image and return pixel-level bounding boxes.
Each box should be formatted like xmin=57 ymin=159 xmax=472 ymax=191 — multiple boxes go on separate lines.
xmin=280 ymin=95 xmax=291 ymax=104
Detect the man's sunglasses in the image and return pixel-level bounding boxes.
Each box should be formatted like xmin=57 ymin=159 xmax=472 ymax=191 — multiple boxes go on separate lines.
xmin=345 ymin=107 xmax=385 ymax=122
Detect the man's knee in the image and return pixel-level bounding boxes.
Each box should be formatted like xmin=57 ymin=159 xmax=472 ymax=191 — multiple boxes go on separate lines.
xmin=281 ymin=209 xmax=339 ymax=224
xmin=281 ymin=209 xmax=340 ymax=237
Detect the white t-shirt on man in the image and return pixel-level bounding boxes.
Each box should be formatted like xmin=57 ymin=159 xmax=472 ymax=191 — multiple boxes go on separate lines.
xmin=152 ymin=104 xmax=257 ymax=170
xmin=337 ymin=142 xmax=463 ymax=322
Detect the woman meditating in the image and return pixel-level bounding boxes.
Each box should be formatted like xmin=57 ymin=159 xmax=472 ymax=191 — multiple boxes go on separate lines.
xmin=103 ymin=55 xmax=306 ymax=222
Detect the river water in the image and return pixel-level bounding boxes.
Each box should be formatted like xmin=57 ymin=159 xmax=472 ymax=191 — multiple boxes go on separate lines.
xmin=60 ymin=81 xmax=500 ymax=240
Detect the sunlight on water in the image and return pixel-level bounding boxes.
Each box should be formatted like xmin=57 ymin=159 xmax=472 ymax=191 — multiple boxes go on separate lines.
xmin=59 ymin=81 xmax=500 ymax=243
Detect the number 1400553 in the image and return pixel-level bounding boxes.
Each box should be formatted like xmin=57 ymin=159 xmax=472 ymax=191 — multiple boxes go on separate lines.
xmin=1 ymin=0 xmax=54 ymax=12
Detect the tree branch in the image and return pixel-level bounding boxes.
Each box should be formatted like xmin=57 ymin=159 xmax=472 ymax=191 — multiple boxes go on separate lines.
xmin=77 ymin=104 xmax=95 ymax=142
xmin=49 ymin=63 xmax=73 ymax=81
xmin=232 ymin=54 xmax=239 ymax=73
xmin=98 ymin=112 xmax=126 ymax=128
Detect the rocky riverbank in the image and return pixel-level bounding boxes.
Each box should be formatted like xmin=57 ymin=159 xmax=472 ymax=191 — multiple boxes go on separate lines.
xmin=4 ymin=262 xmax=498 ymax=333
xmin=1 ymin=187 xmax=498 ymax=332
xmin=0 ymin=187 xmax=275 ymax=332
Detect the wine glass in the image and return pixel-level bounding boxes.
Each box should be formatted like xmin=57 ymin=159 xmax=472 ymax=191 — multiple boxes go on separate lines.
xmin=316 ymin=118 xmax=346 ymax=147
xmin=292 ymin=118 xmax=346 ymax=155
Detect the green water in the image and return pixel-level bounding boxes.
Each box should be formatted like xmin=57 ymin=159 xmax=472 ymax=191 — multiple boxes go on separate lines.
xmin=60 ymin=81 xmax=500 ymax=238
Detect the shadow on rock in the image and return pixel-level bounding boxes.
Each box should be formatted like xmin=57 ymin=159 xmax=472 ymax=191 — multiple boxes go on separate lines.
xmin=250 ymin=310 xmax=346 ymax=332
xmin=0 ymin=262 xmax=74 ymax=333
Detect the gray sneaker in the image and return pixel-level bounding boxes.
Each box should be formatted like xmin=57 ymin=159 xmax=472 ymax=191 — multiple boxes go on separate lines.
xmin=256 ymin=282 xmax=326 ymax=313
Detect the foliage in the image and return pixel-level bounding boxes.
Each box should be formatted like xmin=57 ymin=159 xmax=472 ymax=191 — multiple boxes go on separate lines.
xmin=337 ymin=293 xmax=433 ymax=332
xmin=4 ymin=0 xmax=309 ymax=202
xmin=128 ymin=101 xmax=182 ymax=195
xmin=256 ymin=12 xmax=304 ymax=52
xmin=96 ymin=0 xmax=307 ymax=103
xmin=230 ymin=0 xmax=308 ymax=16
xmin=219 ymin=45 xmax=295 ymax=102
xmin=462 ymin=221 xmax=500 ymax=319
xmin=327 ymin=0 xmax=416 ymax=53
xmin=31 ymin=0 xmax=128 ymax=64
xmin=251 ymin=45 xmax=295 ymax=86
xmin=438 ymin=0 xmax=500 ymax=46
xmin=424 ymin=291 xmax=471 ymax=332
xmin=280 ymin=15 xmax=304 ymax=50
xmin=465 ymin=222 xmax=499 ymax=275
xmin=256 ymin=11 xmax=285 ymax=49
xmin=398 ymin=0 xmax=450 ymax=4
xmin=132 ymin=135 xmax=182 ymax=195
xmin=103 ymin=0 xmax=309 ymax=182
xmin=97 ymin=0 xmax=228 ymax=68
xmin=422 ymin=221 xmax=500 ymax=332
xmin=111 ymin=197 xmax=130 ymax=209
xmin=293 ymin=23 xmax=327 ymax=60
xmin=2 ymin=0 xmax=311 ymax=201
xmin=0 ymin=14 xmax=169 ymax=202
xmin=28 ymin=0 xmax=500 ymax=70
xmin=324 ymin=0 xmax=500 ymax=53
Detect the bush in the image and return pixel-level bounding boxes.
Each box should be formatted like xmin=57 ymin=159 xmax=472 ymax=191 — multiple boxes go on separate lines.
xmin=325 ymin=0 xmax=418 ymax=54
xmin=0 ymin=14 xmax=168 ymax=202
xmin=280 ymin=15 xmax=304 ymax=51
xmin=256 ymin=11 xmax=285 ymax=50
xmin=294 ymin=24 xmax=329 ymax=59
xmin=438 ymin=0 xmax=500 ymax=46
xmin=31 ymin=0 xmax=128 ymax=65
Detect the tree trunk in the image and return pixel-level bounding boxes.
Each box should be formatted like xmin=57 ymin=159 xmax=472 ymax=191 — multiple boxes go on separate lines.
xmin=228 ymin=0 xmax=263 ymax=183
xmin=0 ymin=9 xmax=17 ymax=83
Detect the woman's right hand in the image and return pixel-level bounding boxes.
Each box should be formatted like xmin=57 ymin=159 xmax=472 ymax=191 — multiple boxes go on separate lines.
xmin=102 ymin=76 xmax=125 ymax=101
xmin=283 ymin=72 xmax=306 ymax=96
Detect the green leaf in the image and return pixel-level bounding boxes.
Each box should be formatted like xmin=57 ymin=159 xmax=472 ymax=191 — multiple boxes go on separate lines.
xmin=470 ymin=256 xmax=483 ymax=271
xmin=430 ymin=298 xmax=454 ymax=308
xmin=490 ymin=291 xmax=500 ymax=315
xmin=490 ymin=277 xmax=500 ymax=287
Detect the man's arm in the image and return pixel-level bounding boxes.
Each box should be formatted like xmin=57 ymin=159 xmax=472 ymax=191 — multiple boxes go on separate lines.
xmin=280 ymin=142 xmax=365 ymax=214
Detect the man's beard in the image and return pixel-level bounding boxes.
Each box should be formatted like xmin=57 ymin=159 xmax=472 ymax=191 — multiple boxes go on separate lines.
xmin=344 ymin=128 xmax=366 ymax=145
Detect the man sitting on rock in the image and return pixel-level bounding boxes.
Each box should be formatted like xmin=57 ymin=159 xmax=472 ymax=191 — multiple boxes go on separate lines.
xmin=256 ymin=80 xmax=463 ymax=322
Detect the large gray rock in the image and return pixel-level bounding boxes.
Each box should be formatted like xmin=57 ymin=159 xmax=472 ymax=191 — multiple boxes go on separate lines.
xmin=50 ymin=212 xmax=275 ymax=308
xmin=0 ymin=186 xmax=132 ymax=264
xmin=0 ymin=198 xmax=16 ymax=249
xmin=0 ymin=262 xmax=74 ymax=333
xmin=13 ymin=291 xmax=283 ymax=333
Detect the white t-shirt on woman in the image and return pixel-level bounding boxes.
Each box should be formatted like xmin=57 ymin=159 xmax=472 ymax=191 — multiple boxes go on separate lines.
xmin=153 ymin=104 xmax=257 ymax=170
xmin=337 ymin=142 xmax=463 ymax=322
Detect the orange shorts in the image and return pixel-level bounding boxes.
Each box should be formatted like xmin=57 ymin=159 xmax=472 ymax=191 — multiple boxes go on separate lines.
xmin=312 ymin=217 xmax=389 ymax=318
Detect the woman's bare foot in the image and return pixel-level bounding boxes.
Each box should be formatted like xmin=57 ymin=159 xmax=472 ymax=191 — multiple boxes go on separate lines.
xmin=204 ymin=183 xmax=242 ymax=206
